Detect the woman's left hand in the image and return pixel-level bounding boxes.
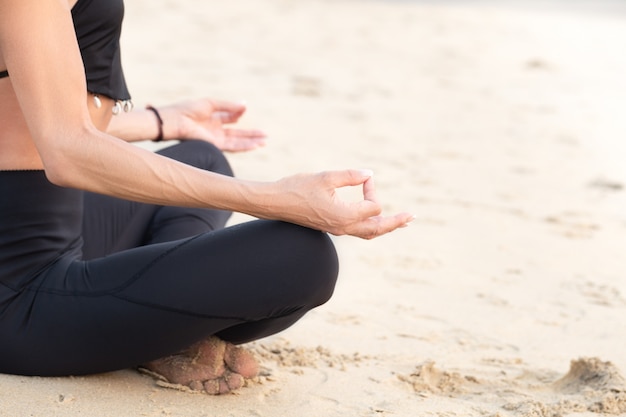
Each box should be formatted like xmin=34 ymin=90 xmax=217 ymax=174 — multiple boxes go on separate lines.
xmin=160 ymin=98 xmax=267 ymax=152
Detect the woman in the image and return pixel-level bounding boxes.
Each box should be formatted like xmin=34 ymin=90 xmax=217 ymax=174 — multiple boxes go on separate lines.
xmin=0 ymin=0 xmax=413 ymax=395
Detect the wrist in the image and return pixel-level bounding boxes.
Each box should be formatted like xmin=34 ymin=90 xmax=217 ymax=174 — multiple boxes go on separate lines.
xmin=232 ymin=179 xmax=278 ymax=220
xmin=145 ymin=106 xmax=164 ymax=142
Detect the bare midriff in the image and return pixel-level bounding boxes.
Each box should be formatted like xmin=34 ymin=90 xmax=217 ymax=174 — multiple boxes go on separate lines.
xmin=0 ymin=78 xmax=113 ymax=170
xmin=0 ymin=0 xmax=97 ymax=171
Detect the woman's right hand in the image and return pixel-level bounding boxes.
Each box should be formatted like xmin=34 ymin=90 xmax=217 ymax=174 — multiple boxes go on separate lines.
xmin=260 ymin=169 xmax=414 ymax=239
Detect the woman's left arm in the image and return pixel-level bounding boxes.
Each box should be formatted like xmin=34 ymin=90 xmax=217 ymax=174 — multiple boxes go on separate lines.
xmin=107 ymin=98 xmax=267 ymax=151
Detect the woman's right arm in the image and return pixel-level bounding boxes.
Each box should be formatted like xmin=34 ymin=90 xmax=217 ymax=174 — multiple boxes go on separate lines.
xmin=0 ymin=0 xmax=413 ymax=239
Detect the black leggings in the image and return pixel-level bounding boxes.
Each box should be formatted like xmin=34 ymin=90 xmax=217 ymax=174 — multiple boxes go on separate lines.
xmin=0 ymin=141 xmax=339 ymax=377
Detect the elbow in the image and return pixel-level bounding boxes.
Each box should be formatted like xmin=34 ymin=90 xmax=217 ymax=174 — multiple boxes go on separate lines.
xmin=38 ymin=125 xmax=96 ymax=189
xmin=44 ymin=168 xmax=71 ymax=188
xmin=42 ymin=155 xmax=76 ymax=188
xmin=39 ymin=139 xmax=84 ymax=189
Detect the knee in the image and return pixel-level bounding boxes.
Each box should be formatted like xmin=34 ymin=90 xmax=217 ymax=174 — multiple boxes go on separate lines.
xmin=310 ymin=231 xmax=339 ymax=306
xmin=283 ymin=224 xmax=339 ymax=308
xmin=158 ymin=140 xmax=233 ymax=177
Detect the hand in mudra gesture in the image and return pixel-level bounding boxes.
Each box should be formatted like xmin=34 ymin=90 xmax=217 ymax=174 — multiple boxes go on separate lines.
xmin=266 ymin=169 xmax=413 ymax=239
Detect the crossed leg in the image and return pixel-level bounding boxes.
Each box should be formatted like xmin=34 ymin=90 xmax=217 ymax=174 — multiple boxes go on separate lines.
xmin=81 ymin=141 xmax=337 ymax=395
xmin=83 ymin=141 xmax=255 ymax=394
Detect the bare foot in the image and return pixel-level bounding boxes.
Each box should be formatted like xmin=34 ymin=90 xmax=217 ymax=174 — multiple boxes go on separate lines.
xmin=140 ymin=337 xmax=259 ymax=395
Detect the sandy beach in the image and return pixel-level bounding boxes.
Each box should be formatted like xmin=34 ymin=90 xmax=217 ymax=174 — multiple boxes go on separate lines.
xmin=2 ymin=0 xmax=626 ymax=415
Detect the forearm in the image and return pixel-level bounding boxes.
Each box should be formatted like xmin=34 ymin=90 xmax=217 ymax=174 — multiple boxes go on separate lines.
xmin=48 ymin=125 xmax=276 ymax=216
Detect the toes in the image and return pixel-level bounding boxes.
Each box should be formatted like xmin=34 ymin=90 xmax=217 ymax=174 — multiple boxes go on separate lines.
xmin=224 ymin=344 xmax=259 ymax=379
xmin=218 ymin=378 xmax=231 ymax=395
xmin=188 ymin=380 xmax=204 ymax=392
xmin=201 ymin=372 xmax=245 ymax=395
xmin=224 ymin=372 xmax=245 ymax=391
xmin=203 ymin=379 xmax=221 ymax=395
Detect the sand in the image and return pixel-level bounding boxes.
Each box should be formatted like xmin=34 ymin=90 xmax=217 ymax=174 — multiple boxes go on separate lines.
xmin=2 ymin=0 xmax=626 ymax=416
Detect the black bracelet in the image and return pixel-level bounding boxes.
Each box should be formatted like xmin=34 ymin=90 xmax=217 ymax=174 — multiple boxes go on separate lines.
xmin=146 ymin=105 xmax=164 ymax=142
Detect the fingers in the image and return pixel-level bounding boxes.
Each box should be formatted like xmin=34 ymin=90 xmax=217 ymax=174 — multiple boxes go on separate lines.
xmin=362 ymin=175 xmax=379 ymax=205
xmin=222 ymin=129 xmax=268 ymax=152
xmin=222 ymin=139 xmax=267 ymax=153
xmin=226 ymin=128 xmax=267 ymax=139
xmin=331 ymin=169 xmax=413 ymax=238
xmin=318 ymin=169 xmax=382 ymax=227
xmin=346 ymin=212 xmax=415 ymax=240
xmin=280 ymin=169 xmax=411 ymax=240
xmin=328 ymin=169 xmax=381 ymax=217
xmin=212 ymin=110 xmax=243 ymax=124
xmin=210 ymin=100 xmax=246 ymax=123
xmin=324 ymin=169 xmax=374 ymax=188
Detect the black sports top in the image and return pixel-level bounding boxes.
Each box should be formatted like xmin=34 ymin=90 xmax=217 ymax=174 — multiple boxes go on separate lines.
xmin=0 ymin=0 xmax=130 ymax=101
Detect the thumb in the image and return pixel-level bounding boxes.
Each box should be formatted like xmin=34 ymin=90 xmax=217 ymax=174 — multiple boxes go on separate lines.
xmin=211 ymin=101 xmax=246 ymax=123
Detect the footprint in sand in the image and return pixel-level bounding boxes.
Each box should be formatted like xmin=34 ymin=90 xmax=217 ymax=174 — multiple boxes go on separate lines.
xmin=397 ymin=360 xmax=478 ymax=396
xmin=553 ymin=357 xmax=626 ymax=395
xmin=399 ymin=357 xmax=626 ymax=416
xmin=505 ymin=358 xmax=626 ymax=416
